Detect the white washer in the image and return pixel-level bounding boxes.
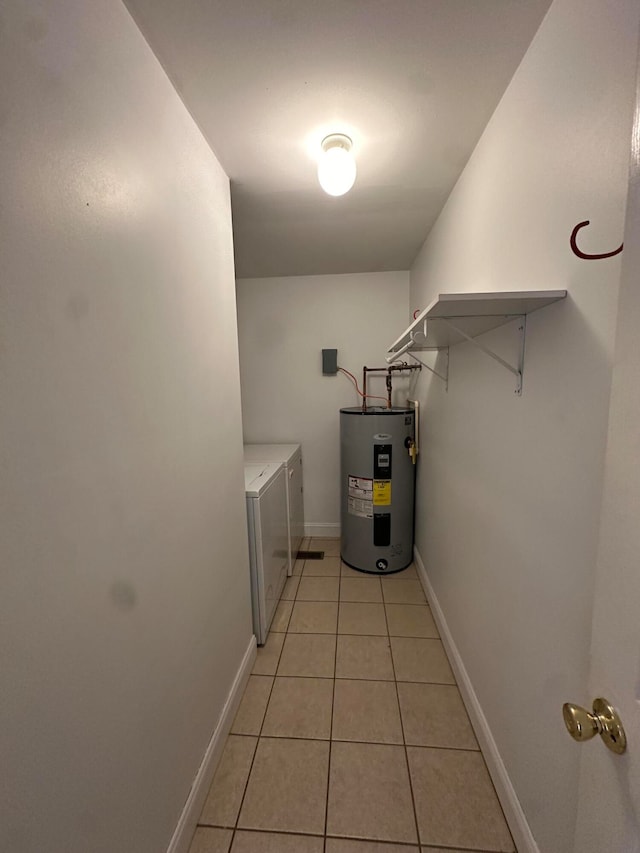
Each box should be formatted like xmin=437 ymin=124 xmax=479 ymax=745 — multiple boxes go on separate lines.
xmin=244 ymin=444 xmax=304 ymax=576
xmin=244 ymin=461 xmax=288 ymax=645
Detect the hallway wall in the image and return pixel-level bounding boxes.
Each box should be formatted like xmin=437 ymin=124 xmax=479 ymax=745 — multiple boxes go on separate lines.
xmin=0 ymin=2 xmax=252 ymax=852
xmin=408 ymin=0 xmax=640 ymax=851
xmin=236 ymin=272 xmax=411 ymax=534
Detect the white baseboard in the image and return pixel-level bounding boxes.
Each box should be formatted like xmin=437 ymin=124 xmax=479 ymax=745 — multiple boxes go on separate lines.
xmin=167 ymin=634 xmax=257 ymax=853
xmin=413 ymin=546 xmax=539 ymax=853
xmin=304 ymin=522 xmax=340 ymax=539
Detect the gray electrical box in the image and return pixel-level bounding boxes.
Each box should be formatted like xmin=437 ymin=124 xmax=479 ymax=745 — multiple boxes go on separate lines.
xmin=322 ymin=349 xmax=338 ymax=375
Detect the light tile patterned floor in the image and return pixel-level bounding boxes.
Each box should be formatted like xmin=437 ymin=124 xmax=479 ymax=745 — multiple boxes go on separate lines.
xmin=190 ymin=539 xmax=516 ymax=853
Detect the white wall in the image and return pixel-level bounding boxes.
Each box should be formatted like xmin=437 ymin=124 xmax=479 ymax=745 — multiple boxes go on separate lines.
xmin=409 ymin=1 xmax=639 ymax=851
xmin=0 ymin=3 xmax=253 ymax=852
xmin=236 ymin=272 xmax=411 ymax=534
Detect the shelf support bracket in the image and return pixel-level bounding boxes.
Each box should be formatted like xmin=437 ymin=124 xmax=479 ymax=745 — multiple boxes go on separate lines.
xmin=410 ymin=324 xmax=428 ymax=346
xmin=407 ymin=349 xmax=449 ymax=392
xmin=439 ymin=316 xmax=526 ymax=395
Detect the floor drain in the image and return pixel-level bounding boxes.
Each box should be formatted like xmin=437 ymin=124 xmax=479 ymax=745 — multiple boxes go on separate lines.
xmin=296 ymin=550 xmax=325 ymax=560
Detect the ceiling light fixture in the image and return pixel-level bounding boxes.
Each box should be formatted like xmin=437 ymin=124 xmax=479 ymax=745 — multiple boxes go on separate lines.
xmin=317 ymin=133 xmax=356 ymax=196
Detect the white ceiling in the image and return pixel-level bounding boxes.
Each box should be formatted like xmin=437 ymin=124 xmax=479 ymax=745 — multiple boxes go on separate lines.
xmin=124 ymin=0 xmax=552 ymax=279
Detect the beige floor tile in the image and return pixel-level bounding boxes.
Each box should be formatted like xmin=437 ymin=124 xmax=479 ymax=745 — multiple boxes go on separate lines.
xmin=262 ymin=676 xmax=333 ymax=739
xmin=340 ymin=577 xmax=383 ymax=603
xmin=338 ymin=602 xmax=388 ymax=636
xmin=288 ymin=600 xmax=338 ymax=633
xmin=407 ymin=747 xmax=514 ymax=851
xmin=326 ymin=841 xmax=418 ymax=853
xmin=381 ymin=578 xmax=426 ymax=604
xmin=336 ymin=635 xmax=395 ymax=681
xmin=420 ymin=848 xmax=482 ymax=852
xmin=303 ymin=555 xmax=341 ymax=576
xmin=189 ymin=827 xmax=232 ymax=853
xmin=232 ymin=831 xmax=324 ymax=852
xmin=281 ymin=576 xmax=300 ymax=601
xmin=327 ymin=742 xmax=418 ymax=843
xmin=238 ymin=737 xmax=329 ymax=835
xmin=278 ymin=633 xmax=336 ymax=678
xmin=385 ymin=604 xmax=438 ymax=638
xmin=297 ymin=575 xmax=340 ymax=601
xmin=231 ymin=676 xmax=274 ymax=735
xmin=310 ymin=537 xmax=341 ymax=556
xmin=199 ymin=735 xmax=257 ymax=827
xmin=397 ymin=683 xmax=478 ymax=749
xmin=332 ymin=679 xmax=403 ymax=744
xmin=341 ymin=562 xmax=371 ymax=578
xmin=252 ymin=632 xmax=285 ymax=676
xmin=292 ymin=559 xmax=304 ymax=575
xmin=300 ymin=536 xmax=312 ymax=550
xmin=390 ymin=637 xmax=455 ymax=684
xmin=395 ymin=563 xmax=418 ymax=578
xmin=270 ymin=599 xmax=293 ymax=633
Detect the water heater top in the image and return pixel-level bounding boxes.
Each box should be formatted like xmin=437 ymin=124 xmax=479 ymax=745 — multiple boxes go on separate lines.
xmin=340 ymin=406 xmax=414 ymax=415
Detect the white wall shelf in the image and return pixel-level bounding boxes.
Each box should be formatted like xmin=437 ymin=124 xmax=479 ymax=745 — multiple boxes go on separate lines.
xmin=386 ymin=290 xmax=567 ymax=395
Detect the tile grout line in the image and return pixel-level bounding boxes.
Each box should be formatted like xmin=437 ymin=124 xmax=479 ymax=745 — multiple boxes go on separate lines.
xmin=383 ymin=596 xmax=423 ymax=849
xmin=288 ymin=556 xmax=332 ymax=847
xmin=224 ymin=566 xmax=296 ymax=852
xmin=323 ymin=569 xmax=340 ymax=853
xmin=288 ymin=595 xmax=432 ymax=604
xmin=200 ymin=824 xmax=500 ymax=851
xmin=225 ymin=693 xmax=269 ymax=846
xmin=308 ymin=542 xmax=334 ymax=853
xmin=221 ymin=553 xmax=312 ymax=848
xmin=225 ymin=730 xmax=481 ymax=753
xmin=268 ymin=632 xmax=455 ymax=687
xmin=204 ymin=545 xmax=473 ymax=851
xmin=196 ymin=546 xmax=476 ymax=851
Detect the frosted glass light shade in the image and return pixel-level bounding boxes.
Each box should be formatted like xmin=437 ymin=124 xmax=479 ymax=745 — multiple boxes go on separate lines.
xmin=317 ymin=135 xmax=356 ymax=196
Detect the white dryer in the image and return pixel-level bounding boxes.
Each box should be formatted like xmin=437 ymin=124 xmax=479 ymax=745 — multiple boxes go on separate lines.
xmin=244 ymin=461 xmax=288 ymax=645
xmin=244 ymin=444 xmax=304 ymax=576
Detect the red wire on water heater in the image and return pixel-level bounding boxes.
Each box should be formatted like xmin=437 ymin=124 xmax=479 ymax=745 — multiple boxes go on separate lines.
xmin=337 ymin=367 xmax=388 ymax=403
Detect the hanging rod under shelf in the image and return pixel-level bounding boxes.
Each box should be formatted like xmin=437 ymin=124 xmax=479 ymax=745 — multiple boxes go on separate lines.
xmin=387 ymin=290 xmax=566 ymax=354
xmin=386 ymin=289 xmax=567 ymax=395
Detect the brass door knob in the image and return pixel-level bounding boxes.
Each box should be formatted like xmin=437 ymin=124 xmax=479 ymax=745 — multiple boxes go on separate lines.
xmin=562 ymin=698 xmax=626 ymax=755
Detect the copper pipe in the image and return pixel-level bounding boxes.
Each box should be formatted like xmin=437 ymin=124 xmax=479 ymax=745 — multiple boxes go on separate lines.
xmin=359 ymin=364 xmax=420 ymax=411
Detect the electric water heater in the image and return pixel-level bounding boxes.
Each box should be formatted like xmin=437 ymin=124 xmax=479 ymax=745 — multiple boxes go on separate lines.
xmin=340 ymin=406 xmax=415 ymax=574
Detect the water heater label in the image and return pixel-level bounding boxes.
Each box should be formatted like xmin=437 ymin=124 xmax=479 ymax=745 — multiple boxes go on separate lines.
xmin=373 ymin=480 xmax=391 ymax=505
xmin=348 ymin=476 xmax=373 ymax=518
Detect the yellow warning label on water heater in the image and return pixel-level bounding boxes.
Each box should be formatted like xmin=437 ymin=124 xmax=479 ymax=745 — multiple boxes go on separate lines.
xmin=373 ymin=480 xmax=391 ymax=506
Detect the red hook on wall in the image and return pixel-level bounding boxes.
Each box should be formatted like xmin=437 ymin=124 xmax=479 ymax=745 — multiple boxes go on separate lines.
xmin=570 ymin=220 xmax=623 ymax=260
